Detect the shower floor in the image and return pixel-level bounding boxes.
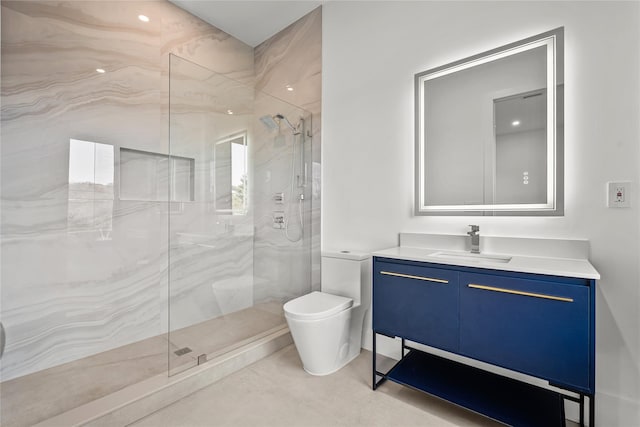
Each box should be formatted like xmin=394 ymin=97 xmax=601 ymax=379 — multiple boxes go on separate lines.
xmin=0 ymin=301 xmax=286 ymax=427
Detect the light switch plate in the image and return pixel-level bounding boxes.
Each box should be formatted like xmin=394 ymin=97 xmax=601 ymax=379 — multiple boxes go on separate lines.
xmin=607 ymin=181 xmax=631 ymax=208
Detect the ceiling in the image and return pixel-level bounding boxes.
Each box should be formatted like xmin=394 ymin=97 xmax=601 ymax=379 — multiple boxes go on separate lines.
xmin=169 ymin=1 xmax=323 ymax=47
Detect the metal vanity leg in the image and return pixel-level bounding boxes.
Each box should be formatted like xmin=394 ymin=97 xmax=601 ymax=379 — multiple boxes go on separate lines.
xmin=372 ymin=332 xmax=377 ymax=390
xmin=589 ymin=394 xmax=595 ymax=427
xmin=579 ymin=394 xmax=585 ymax=427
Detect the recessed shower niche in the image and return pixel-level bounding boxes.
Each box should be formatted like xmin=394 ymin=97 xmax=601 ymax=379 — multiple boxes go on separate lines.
xmin=120 ymin=148 xmax=195 ymax=202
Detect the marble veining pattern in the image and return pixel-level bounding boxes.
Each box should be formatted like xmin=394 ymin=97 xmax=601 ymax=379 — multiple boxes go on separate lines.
xmin=253 ymin=7 xmax=322 ymax=294
xmin=1 ymin=4 xmax=321 ymax=424
xmin=0 ymin=0 xmax=255 ymax=385
xmin=0 ymin=304 xmax=283 ymax=427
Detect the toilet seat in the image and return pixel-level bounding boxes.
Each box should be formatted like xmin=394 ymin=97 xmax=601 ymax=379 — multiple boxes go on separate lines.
xmin=284 ymin=291 xmax=353 ymax=321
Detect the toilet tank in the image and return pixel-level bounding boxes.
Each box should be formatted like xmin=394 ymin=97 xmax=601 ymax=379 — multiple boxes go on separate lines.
xmin=321 ymin=250 xmax=371 ymax=305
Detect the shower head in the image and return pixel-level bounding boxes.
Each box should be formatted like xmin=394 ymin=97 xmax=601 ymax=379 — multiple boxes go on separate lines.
xmin=274 ymin=114 xmax=300 ymax=135
xmin=259 ymin=114 xmax=301 ymax=135
xmin=259 ymin=115 xmax=279 ymax=131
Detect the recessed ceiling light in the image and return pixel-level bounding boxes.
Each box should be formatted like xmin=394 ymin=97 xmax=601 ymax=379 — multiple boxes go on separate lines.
xmin=227 ymin=110 xmax=234 ymax=115
xmin=286 ymin=85 xmax=294 ymax=92
xmin=511 ymin=120 xmax=521 ymax=126
xmin=138 ymin=15 xmax=150 ymax=22
xmin=96 ymin=68 xmax=106 ymax=73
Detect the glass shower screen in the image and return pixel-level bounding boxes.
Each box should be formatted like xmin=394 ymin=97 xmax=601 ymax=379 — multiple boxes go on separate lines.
xmin=168 ymin=54 xmax=312 ymax=374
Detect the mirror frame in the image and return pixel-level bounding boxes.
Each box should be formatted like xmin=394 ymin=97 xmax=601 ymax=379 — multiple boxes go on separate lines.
xmin=415 ymin=27 xmax=564 ymax=216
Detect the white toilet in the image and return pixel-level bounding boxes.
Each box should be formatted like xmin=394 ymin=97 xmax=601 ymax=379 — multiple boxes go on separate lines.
xmin=283 ymin=250 xmax=371 ymax=376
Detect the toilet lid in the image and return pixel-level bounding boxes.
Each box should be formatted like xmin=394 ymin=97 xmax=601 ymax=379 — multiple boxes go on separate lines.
xmin=284 ymin=291 xmax=353 ymax=321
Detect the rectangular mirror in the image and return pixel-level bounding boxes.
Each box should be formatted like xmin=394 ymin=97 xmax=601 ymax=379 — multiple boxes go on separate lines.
xmin=415 ymin=28 xmax=563 ymax=215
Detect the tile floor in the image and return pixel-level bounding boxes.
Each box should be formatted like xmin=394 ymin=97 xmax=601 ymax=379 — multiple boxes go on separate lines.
xmin=0 ymin=302 xmax=285 ymax=427
xmin=132 ymin=345 xmax=505 ymax=427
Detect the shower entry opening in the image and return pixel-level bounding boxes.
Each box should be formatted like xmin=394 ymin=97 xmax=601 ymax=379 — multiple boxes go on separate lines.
xmin=168 ymin=54 xmax=313 ymax=375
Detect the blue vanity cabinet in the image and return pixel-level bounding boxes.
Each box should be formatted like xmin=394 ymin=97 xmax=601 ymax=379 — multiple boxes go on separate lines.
xmin=373 ymin=256 xmax=597 ymax=426
xmin=373 ymin=259 xmax=459 ymax=353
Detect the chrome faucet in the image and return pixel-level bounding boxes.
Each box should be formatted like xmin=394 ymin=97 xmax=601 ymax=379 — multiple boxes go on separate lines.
xmin=467 ymin=225 xmax=480 ymax=254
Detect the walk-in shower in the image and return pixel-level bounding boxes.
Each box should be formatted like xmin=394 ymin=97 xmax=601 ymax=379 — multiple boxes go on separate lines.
xmin=0 ymin=43 xmax=312 ymax=426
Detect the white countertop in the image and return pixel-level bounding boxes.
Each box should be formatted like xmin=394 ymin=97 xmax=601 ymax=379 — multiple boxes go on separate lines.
xmin=373 ymin=246 xmax=601 ymax=280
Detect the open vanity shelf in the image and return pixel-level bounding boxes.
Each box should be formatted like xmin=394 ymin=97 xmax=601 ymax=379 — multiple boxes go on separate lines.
xmin=377 ymin=345 xmax=565 ymax=426
xmin=372 ymin=248 xmax=598 ymax=427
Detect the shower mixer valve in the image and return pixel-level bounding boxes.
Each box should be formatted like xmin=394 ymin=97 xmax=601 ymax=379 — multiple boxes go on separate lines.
xmin=273 ymin=211 xmax=285 ymax=229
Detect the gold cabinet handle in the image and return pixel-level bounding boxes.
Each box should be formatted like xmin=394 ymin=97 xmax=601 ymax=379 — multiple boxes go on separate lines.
xmin=380 ymin=271 xmax=448 ymax=284
xmin=468 ymin=284 xmax=573 ymax=302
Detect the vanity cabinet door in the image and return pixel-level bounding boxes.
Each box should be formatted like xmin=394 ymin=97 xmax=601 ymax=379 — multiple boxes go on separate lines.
xmin=459 ymin=272 xmax=591 ymax=392
xmin=373 ymin=259 xmax=459 ymax=353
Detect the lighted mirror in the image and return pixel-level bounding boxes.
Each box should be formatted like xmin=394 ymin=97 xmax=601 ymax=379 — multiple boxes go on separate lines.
xmin=415 ymin=28 xmax=563 ymax=215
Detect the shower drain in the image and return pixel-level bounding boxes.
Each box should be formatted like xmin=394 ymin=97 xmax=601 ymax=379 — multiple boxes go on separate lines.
xmin=174 ymin=347 xmax=192 ymax=356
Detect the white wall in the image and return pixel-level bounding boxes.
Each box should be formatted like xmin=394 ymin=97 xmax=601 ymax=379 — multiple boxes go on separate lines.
xmin=322 ymin=1 xmax=639 ymax=424
xmin=496 ymin=128 xmax=547 ymax=203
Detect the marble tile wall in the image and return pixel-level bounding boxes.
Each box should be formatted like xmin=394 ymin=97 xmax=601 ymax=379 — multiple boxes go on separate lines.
xmin=0 ymin=0 xmax=255 ymax=383
xmin=251 ymin=92 xmax=312 ymax=303
xmin=253 ymin=7 xmax=323 ymax=295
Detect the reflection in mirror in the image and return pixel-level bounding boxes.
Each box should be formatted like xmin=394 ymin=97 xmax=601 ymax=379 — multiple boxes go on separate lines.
xmin=416 ymin=28 xmax=563 ymax=215
xmin=495 ymin=88 xmax=549 ymax=204
xmin=67 ymin=139 xmax=114 ymax=238
xmin=214 ymin=132 xmax=247 ymax=214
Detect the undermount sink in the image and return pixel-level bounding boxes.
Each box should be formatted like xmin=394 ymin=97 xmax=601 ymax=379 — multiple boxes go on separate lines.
xmin=429 ymin=251 xmax=512 ymax=264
